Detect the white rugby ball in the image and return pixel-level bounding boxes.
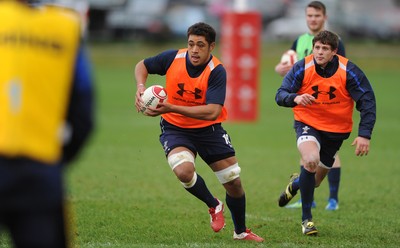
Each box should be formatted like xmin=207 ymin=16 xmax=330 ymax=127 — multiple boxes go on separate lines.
xmin=140 ymin=85 xmax=167 ymax=114
xmin=280 ymin=49 xmax=298 ymax=66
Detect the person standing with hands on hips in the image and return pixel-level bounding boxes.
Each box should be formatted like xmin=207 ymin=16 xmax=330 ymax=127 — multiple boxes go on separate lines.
xmin=275 ymin=30 xmax=376 ymax=235
xmin=0 ymin=0 xmax=95 ymax=247
xmin=134 ymin=22 xmax=264 ymax=242
xmin=275 ymin=1 xmax=346 ymax=210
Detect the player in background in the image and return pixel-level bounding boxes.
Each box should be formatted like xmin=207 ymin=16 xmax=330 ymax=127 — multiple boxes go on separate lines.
xmin=134 ymin=22 xmax=264 ymax=242
xmin=0 ymin=0 xmax=94 ymax=247
xmin=275 ymin=30 xmax=376 ymax=235
xmin=274 ymin=1 xmax=345 ymax=210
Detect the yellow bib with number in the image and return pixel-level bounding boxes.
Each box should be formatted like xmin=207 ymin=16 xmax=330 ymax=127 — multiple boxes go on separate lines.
xmin=0 ymin=2 xmax=81 ymax=163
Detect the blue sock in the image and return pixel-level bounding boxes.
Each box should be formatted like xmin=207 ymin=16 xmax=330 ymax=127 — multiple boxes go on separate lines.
xmin=185 ymin=173 xmax=218 ymax=208
xmin=291 ymin=166 xmax=301 ymax=192
xmin=292 ymin=177 xmax=300 ymax=192
xmin=226 ymin=193 xmax=246 ymax=234
xmin=300 ymin=167 xmax=316 ymax=221
xmin=328 ymin=167 xmax=341 ymax=202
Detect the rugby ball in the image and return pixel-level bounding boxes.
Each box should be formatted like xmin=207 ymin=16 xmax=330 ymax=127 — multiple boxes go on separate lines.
xmin=140 ymin=85 xmax=167 ymax=114
xmin=280 ymin=50 xmax=298 ymax=66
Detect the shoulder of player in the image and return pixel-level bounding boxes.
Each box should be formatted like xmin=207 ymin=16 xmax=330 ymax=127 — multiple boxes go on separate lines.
xmin=162 ymin=49 xmax=180 ymax=59
xmin=286 ymin=59 xmax=305 ymax=82
xmin=291 ymin=37 xmax=299 ymax=50
xmin=343 ymin=59 xmax=374 ymax=93
xmin=210 ymin=61 xmax=225 ymax=74
xmin=291 ymin=33 xmax=309 ymax=49
xmin=209 ymin=64 xmax=226 ymax=84
xmin=146 ymin=49 xmax=177 ymax=64
xmin=345 ymin=60 xmax=366 ymax=79
xmin=338 ymin=37 xmax=345 ymax=47
xmin=294 ymin=58 xmax=306 ymax=70
xmin=299 ymin=33 xmax=312 ymax=38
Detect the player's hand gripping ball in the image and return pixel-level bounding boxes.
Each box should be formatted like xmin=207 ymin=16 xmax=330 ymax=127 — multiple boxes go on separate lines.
xmin=280 ymin=49 xmax=298 ymax=66
xmin=140 ymin=85 xmax=167 ymax=115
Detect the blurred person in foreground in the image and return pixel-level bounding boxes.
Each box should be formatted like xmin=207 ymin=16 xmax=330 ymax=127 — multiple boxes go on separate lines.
xmin=134 ymin=22 xmax=264 ymax=242
xmin=0 ymin=0 xmax=94 ymax=247
xmin=275 ymin=0 xmax=346 ymax=211
xmin=275 ymin=30 xmax=376 ymax=235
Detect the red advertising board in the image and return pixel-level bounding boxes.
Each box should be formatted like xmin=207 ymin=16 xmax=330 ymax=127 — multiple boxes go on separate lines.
xmin=221 ymin=11 xmax=261 ymax=122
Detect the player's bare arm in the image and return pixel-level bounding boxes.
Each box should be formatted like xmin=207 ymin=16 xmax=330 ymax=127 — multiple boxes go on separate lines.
xmin=134 ymin=60 xmax=148 ymax=112
xmin=146 ymin=103 xmax=222 ymax=120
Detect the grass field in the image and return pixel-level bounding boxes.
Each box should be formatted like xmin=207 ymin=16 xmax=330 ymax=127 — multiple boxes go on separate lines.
xmin=1 ymin=40 xmax=399 ymax=248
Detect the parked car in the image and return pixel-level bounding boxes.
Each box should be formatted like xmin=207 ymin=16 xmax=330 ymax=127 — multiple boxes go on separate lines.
xmin=263 ymin=0 xmax=308 ymax=40
xmin=86 ymin=0 xmax=126 ymax=38
xmin=165 ymin=3 xmax=219 ymax=37
xmin=335 ymin=0 xmax=400 ymax=40
xmin=105 ymin=0 xmax=170 ymax=39
xmin=52 ymin=0 xmax=90 ymax=37
xmin=105 ymin=0 xmax=218 ymax=40
xmin=86 ymin=0 xmax=126 ymax=9
xmin=265 ymin=0 xmax=400 ymax=41
xmin=263 ymin=0 xmax=337 ymax=41
xmin=206 ymin=0 xmax=290 ymax=28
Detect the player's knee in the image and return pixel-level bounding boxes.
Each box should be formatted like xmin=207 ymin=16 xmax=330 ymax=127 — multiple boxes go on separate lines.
xmin=180 ymin=172 xmax=198 ymax=188
xmin=303 ymin=153 xmax=319 ymax=164
xmin=302 ymin=154 xmax=319 ymax=172
xmin=315 ymin=161 xmax=330 ymax=187
xmin=174 ymin=167 xmax=195 ymax=183
xmin=215 ymin=163 xmax=241 ymax=184
xmin=168 ymin=150 xmax=195 ymax=170
xmin=168 ymin=150 xmax=195 ymax=183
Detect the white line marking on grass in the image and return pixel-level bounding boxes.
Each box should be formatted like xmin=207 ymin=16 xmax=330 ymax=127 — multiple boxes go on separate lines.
xmin=246 ymin=213 xmax=276 ymax=222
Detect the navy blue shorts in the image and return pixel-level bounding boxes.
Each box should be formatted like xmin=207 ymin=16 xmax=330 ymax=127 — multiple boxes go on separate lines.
xmin=294 ymin=121 xmax=350 ymax=168
xmin=0 ymin=157 xmax=66 ymax=248
xmin=159 ymin=118 xmax=235 ymax=165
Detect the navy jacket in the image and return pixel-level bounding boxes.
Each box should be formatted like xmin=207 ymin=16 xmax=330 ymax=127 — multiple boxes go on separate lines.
xmin=275 ymin=55 xmax=376 ymax=139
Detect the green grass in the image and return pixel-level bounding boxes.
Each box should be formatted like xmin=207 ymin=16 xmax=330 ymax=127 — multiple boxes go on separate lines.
xmin=1 ymin=41 xmax=399 ymax=248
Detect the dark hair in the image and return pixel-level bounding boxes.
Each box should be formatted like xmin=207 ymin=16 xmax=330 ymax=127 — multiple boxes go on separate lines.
xmin=312 ymin=30 xmax=339 ymax=50
xmin=187 ymin=22 xmax=216 ymax=45
xmin=307 ymin=1 xmax=326 ymax=15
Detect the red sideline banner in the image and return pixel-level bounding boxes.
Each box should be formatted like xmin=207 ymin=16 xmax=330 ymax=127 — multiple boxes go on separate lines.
xmin=221 ymin=11 xmax=261 ymax=122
